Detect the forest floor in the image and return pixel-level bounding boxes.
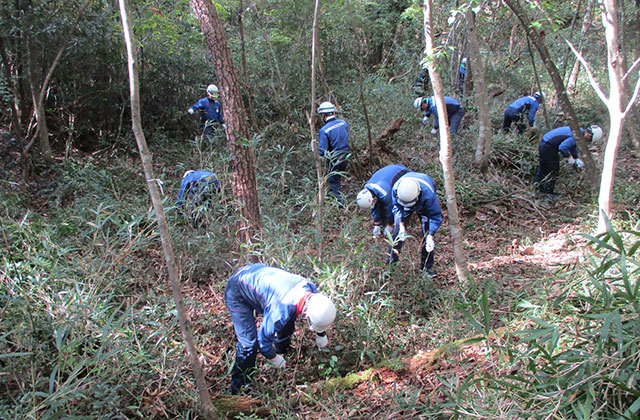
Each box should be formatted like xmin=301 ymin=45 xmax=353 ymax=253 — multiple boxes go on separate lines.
xmin=181 ymin=148 xmax=639 ymax=418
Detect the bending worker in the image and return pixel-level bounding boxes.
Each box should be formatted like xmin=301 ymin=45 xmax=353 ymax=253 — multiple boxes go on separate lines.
xmin=414 ymin=96 xmax=464 ymax=134
xmin=356 ymin=164 xmax=410 ymax=238
xmin=501 ymin=92 xmax=545 ymax=134
xmin=388 ymin=172 xmax=443 ymax=278
xmin=176 ymin=170 xmax=221 ymax=209
xmin=535 ymin=125 xmax=603 ymax=195
xmin=225 ymin=263 xmax=336 ymax=394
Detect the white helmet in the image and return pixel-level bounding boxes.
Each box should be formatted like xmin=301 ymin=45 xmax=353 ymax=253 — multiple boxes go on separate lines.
xmin=356 ymin=189 xmax=375 ymax=210
xmin=413 ymin=97 xmax=425 ymax=110
xmin=183 ymin=170 xmax=195 ymax=178
xmin=587 ymin=125 xmax=603 ymax=142
xmin=317 ymin=101 xmax=336 ymax=114
xmin=534 ymin=91 xmax=545 ymax=100
xmin=305 ymin=294 xmax=336 ymax=333
xmin=206 ymin=84 xmax=219 ymax=96
xmin=397 ymin=178 xmax=421 ymax=207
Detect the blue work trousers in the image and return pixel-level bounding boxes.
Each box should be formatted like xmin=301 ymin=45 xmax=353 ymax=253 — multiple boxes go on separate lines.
xmin=387 ymin=215 xmax=435 ymax=271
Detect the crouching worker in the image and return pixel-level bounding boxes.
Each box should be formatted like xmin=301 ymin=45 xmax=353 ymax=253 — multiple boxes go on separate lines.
xmin=225 ymin=263 xmax=337 ymax=395
xmin=356 ymin=164 xmax=409 ymax=238
xmin=388 ymin=173 xmax=443 ymax=278
xmin=176 ymin=170 xmax=221 ymax=223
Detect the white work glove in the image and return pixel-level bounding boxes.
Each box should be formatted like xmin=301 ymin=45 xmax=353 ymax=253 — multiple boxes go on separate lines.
xmin=425 ymin=234 xmax=435 ymax=252
xmin=222 ymin=123 xmax=227 ymax=129
xmin=430 ymin=128 xmax=437 ymax=134
xmin=269 ymin=354 xmax=286 ymax=369
xmin=566 ymin=156 xmax=576 ymax=165
xmin=315 ymin=333 xmax=329 ymax=349
xmin=187 ymin=108 xmax=195 ymax=115
xmin=422 ymin=116 xmax=429 ymax=125
xmin=384 ymin=226 xmax=393 ymax=236
xmin=398 ymin=225 xmax=406 ymax=241
xmin=372 ymin=226 xmax=381 ymax=238
xmin=575 ymin=158 xmax=584 ymax=169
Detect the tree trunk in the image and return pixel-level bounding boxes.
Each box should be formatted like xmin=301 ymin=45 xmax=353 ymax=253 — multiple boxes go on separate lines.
xmin=117 ymin=1 xmax=216 ymax=418
xmin=465 ymin=9 xmax=491 ymax=171
xmin=190 ymin=0 xmax=262 ymax=247
xmin=566 ymin=0 xmax=595 ymax=94
xmin=354 ymin=28 xmax=374 ymax=162
xmin=597 ymin=0 xmax=626 ymax=233
xmin=504 ymin=0 xmax=598 ymax=190
xmin=238 ymin=0 xmax=258 ymax=131
xmin=26 ymin=41 xmax=53 ymax=164
xmin=423 ymin=0 xmax=470 ymax=283
xmin=308 ymin=0 xmax=325 ymax=258
xmin=0 ymin=37 xmax=23 ymax=141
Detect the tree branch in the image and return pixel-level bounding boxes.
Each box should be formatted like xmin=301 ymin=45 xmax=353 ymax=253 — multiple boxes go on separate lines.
xmin=565 ymin=39 xmax=608 ymax=104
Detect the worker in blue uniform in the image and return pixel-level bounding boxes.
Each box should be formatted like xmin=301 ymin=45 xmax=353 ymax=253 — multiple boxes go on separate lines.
xmin=414 ymin=96 xmax=465 ymax=134
xmin=535 ymin=125 xmax=603 ymax=194
xmin=458 ymin=58 xmax=467 ymax=94
xmin=388 ymin=173 xmax=443 ymax=278
xmin=317 ymin=101 xmax=350 ymax=206
xmin=501 ymin=92 xmax=545 ymax=134
xmin=225 ymin=263 xmax=336 ymax=394
xmin=356 ymin=164 xmax=410 ymax=237
xmin=188 ymin=84 xmax=226 ymax=139
xmin=176 ymin=170 xmax=221 ymax=209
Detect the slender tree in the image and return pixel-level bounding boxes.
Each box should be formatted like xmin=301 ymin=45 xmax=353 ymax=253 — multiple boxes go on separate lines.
xmin=308 ymin=0 xmax=326 ymax=257
xmin=504 ymin=0 xmax=598 ymax=189
xmin=423 ymin=0 xmax=470 ymax=283
xmin=464 ymin=7 xmax=492 ymax=171
xmin=117 ymin=0 xmax=215 ymax=417
xmin=569 ymin=0 xmax=640 ymax=232
xmin=189 ymin=0 xmax=261 ymax=247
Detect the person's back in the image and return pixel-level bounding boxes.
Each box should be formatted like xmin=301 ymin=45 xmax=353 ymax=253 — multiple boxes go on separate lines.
xmin=230 ymin=264 xmax=310 ymax=313
xmin=318 ymin=117 xmax=349 ymax=155
xmin=176 ymin=170 xmax=221 ymax=208
xmin=365 ymin=164 xmax=409 ymax=224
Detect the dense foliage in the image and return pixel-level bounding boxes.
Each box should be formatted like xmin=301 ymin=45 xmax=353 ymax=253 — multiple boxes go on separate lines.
xmin=1 ymin=0 xmax=639 ymax=418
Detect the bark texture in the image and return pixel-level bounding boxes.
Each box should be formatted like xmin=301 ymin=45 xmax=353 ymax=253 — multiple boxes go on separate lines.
xmin=118 ymin=0 xmax=216 ymax=417
xmin=190 ymin=0 xmax=261 ymax=247
xmin=423 ymin=0 xmax=469 ymax=283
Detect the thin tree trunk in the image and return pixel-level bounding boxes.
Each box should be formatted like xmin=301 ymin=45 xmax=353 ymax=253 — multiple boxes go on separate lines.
xmin=423 ymin=0 xmax=469 ymax=283
xmin=25 ymin=41 xmax=53 ymax=164
xmin=525 ymin=36 xmax=550 ymax=130
xmin=465 ymin=9 xmax=491 ymax=171
xmin=22 ymin=0 xmax=92 ymax=168
xmin=0 ymin=37 xmax=23 ymax=140
xmin=597 ymin=0 xmax=626 ymax=233
xmin=354 ymin=28 xmax=373 ymax=162
xmin=566 ymin=0 xmax=595 ymax=94
xmin=504 ymin=0 xmax=598 ymax=190
xmin=309 ymin=0 xmax=325 ymax=258
xmin=238 ymin=0 xmax=258 ymax=131
xmin=117 ymin=1 xmax=215 ymax=418
xmin=190 ymin=0 xmax=261 ymax=247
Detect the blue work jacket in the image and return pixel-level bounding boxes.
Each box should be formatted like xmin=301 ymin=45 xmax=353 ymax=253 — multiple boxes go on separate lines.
xmin=392 ymin=172 xmax=443 ymax=235
xmin=425 ymin=97 xmax=462 ymax=130
xmin=189 ymin=97 xmax=224 ymax=124
xmin=508 ymin=96 xmax=540 ymax=126
xmin=227 ymin=264 xmax=318 ymax=359
xmin=318 ymin=116 xmax=349 ymax=157
xmin=541 ymin=126 xmax=585 ymax=158
xmin=176 ymin=170 xmax=220 ymax=207
xmin=365 ymin=164 xmax=409 ymax=225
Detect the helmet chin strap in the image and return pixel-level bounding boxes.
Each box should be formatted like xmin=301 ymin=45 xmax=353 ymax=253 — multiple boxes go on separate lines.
xmin=296 ymin=291 xmax=314 ymax=317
